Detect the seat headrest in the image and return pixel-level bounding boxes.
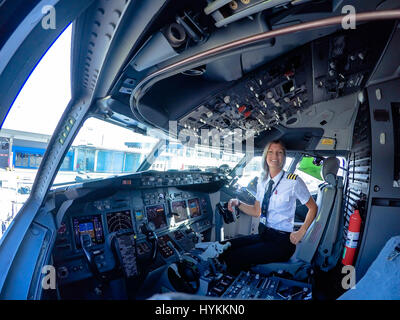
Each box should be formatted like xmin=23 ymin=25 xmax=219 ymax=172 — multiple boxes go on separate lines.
xmin=322 ymin=157 xmax=340 ymax=184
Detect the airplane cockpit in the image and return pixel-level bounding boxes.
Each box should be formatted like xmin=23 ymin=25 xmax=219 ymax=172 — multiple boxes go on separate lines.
xmin=48 ymin=148 xmax=323 ymax=300
xmin=1 ymin=0 xmax=400 ymax=301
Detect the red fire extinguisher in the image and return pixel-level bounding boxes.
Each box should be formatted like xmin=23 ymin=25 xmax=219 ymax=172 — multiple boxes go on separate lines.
xmin=342 ymin=209 xmax=362 ymax=266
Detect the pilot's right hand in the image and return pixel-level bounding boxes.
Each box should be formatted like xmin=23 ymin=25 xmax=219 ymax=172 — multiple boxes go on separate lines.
xmin=228 ymin=198 xmax=240 ymax=212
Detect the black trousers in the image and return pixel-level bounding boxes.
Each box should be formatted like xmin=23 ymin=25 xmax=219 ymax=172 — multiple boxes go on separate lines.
xmin=219 ymin=225 xmax=296 ymax=274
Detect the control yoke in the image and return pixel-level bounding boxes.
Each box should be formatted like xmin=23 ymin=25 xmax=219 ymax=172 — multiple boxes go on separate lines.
xmin=80 ymin=234 xmax=105 ymax=281
xmin=216 ymin=201 xmax=240 ymax=224
xmin=166 ymin=242 xmax=201 ymax=294
xmin=140 ymin=223 xmax=158 ymax=261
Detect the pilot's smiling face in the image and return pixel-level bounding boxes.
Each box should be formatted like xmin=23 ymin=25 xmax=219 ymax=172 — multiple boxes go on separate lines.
xmin=266 ymin=143 xmax=285 ymax=170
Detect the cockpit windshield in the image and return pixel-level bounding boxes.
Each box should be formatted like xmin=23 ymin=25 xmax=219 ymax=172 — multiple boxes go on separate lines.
xmin=52 ymin=116 xmax=245 ymax=188
xmin=52 ymin=117 xmax=159 ymax=187
xmin=143 ymin=140 xmax=245 ymax=173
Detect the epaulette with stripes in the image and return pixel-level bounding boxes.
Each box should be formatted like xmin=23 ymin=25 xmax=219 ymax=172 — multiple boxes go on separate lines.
xmin=286 ymin=173 xmax=298 ymax=180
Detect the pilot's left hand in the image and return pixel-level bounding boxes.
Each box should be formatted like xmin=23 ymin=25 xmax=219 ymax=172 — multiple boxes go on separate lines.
xmin=290 ymin=228 xmax=306 ymax=245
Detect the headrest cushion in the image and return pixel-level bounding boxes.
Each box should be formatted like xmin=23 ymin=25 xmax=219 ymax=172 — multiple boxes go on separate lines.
xmin=322 ymin=157 xmax=340 ymax=183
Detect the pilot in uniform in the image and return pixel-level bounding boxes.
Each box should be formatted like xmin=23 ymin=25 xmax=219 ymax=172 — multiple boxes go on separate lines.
xmin=220 ymin=170 xmax=311 ymax=274
xmin=256 ymin=170 xmax=311 ymax=234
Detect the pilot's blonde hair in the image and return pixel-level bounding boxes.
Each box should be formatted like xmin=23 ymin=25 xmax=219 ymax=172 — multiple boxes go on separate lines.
xmin=261 ymin=140 xmax=287 ymax=181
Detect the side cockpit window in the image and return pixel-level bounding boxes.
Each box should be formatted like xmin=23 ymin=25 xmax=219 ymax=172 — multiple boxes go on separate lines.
xmin=295 ymin=155 xmax=347 ymax=194
xmin=0 ymin=25 xmax=72 ymax=240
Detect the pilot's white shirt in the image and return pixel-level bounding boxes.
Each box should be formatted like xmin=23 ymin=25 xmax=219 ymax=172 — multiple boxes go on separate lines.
xmin=255 ymin=170 xmax=311 ymax=233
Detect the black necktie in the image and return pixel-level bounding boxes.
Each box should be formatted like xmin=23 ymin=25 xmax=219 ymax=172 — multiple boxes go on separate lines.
xmin=261 ymin=179 xmax=274 ymax=224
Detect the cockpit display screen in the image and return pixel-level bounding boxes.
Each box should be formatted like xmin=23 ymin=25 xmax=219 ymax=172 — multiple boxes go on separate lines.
xmin=171 ymin=200 xmax=188 ymax=223
xmin=73 ymin=215 xmax=104 ymax=248
xmin=188 ymin=198 xmax=201 ymax=218
xmin=106 ymin=210 xmax=133 ymax=233
xmin=146 ymin=204 xmax=167 ymax=230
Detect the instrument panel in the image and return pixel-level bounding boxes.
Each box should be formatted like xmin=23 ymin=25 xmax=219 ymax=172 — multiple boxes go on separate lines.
xmin=53 ymin=186 xmax=214 ymax=285
xmin=177 ymin=22 xmax=391 ymax=142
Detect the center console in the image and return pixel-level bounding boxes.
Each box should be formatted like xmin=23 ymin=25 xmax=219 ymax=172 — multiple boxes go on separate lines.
xmin=159 ymin=243 xmax=312 ymax=300
xmin=218 ymin=271 xmax=312 ymax=300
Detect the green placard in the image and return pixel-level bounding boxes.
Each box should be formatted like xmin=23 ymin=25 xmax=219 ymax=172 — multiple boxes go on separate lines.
xmin=298 ymin=157 xmax=323 ymax=181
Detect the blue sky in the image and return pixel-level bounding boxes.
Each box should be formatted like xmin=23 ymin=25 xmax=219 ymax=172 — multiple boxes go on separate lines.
xmin=2 ymin=25 xmax=72 ymax=135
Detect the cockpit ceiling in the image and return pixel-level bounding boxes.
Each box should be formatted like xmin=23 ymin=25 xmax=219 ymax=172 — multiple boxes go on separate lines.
xmin=109 ymin=20 xmax=394 ymax=152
